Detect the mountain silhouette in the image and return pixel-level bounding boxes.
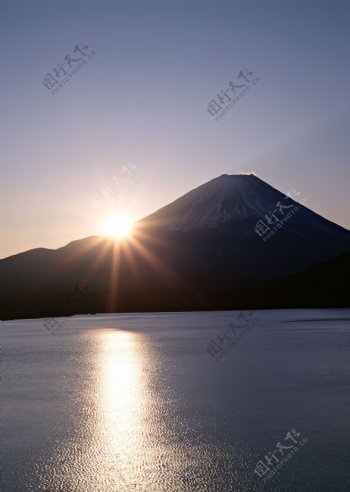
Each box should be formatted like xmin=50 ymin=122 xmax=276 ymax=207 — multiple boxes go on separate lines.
xmin=1 ymin=174 xmax=349 ymax=319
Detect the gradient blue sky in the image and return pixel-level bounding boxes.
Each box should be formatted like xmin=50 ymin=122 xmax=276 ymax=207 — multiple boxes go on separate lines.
xmin=1 ymin=0 xmax=350 ymax=258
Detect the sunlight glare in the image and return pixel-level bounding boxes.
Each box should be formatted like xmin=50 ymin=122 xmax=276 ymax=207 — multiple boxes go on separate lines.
xmin=103 ymin=213 xmax=134 ymax=239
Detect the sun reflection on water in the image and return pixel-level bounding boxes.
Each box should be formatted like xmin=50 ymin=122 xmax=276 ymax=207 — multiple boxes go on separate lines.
xmin=98 ymin=329 xmax=144 ymax=486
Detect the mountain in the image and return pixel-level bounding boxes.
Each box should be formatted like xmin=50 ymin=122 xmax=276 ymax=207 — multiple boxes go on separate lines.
xmin=137 ymin=173 xmax=350 ymax=283
xmin=142 ymin=173 xmax=300 ymax=231
xmin=269 ymin=250 xmax=350 ymax=308
xmin=1 ymin=174 xmax=350 ymax=320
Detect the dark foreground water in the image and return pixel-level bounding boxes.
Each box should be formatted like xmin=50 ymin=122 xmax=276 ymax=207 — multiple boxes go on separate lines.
xmin=1 ymin=309 xmax=350 ymax=491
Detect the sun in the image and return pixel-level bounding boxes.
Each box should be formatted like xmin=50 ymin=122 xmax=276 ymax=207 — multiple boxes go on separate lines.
xmin=102 ymin=213 xmax=134 ymax=239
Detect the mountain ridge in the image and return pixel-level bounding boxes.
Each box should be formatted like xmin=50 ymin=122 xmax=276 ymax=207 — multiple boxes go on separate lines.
xmin=139 ymin=173 xmax=349 ymax=235
xmin=1 ymin=174 xmax=349 ymax=319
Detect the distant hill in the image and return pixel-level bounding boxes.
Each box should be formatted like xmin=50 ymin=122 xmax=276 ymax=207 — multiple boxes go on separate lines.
xmin=269 ymin=250 xmax=350 ymax=308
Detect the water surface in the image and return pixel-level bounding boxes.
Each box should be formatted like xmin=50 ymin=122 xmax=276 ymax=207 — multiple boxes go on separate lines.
xmin=2 ymin=309 xmax=350 ymax=491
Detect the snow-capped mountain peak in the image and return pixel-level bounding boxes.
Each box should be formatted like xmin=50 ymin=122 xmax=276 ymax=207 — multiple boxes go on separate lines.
xmin=141 ymin=174 xmax=291 ymax=231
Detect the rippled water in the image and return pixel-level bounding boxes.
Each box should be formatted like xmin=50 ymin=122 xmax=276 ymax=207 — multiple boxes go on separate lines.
xmin=2 ymin=309 xmax=350 ymax=491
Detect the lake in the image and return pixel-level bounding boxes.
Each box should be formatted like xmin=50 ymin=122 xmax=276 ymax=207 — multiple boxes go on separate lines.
xmin=2 ymin=309 xmax=350 ymax=491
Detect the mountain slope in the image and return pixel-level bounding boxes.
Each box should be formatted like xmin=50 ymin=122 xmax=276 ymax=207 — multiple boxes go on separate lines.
xmin=136 ymin=173 xmax=350 ymax=284
xmin=141 ymin=174 xmax=347 ymax=234
xmin=1 ymin=174 xmax=349 ymax=319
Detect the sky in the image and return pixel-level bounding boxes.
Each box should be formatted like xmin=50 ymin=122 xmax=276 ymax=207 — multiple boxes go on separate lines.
xmin=1 ymin=0 xmax=350 ymax=258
